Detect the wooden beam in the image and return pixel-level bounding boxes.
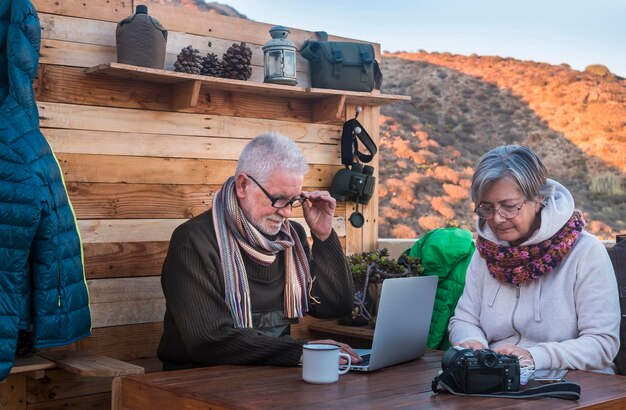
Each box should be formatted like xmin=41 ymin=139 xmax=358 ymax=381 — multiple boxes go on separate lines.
xmin=344 ymin=103 xmax=364 ymax=255
xmin=39 ymin=12 xmax=116 ymax=47
xmin=312 ymin=95 xmax=346 ymax=124
xmin=44 ymin=128 xmax=341 ymax=165
xmin=83 ymin=241 xmax=169 ymax=280
xmin=171 ymin=80 xmax=201 ymax=110
xmin=38 ymin=101 xmax=341 ymax=144
xmin=41 ymin=323 xmax=164 ymax=362
xmin=40 ymin=38 xmax=115 ymax=68
xmin=56 ymin=154 xmax=339 ymax=186
xmin=361 ymin=105 xmax=381 ymax=252
xmin=65 ymin=183 xmax=216 ymax=220
xmin=87 ymin=277 xmax=165 ymax=328
xmin=77 ymin=217 xmax=345 ymax=244
xmin=32 ymin=0 xmax=130 ymax=22
xmin=78 ymin=219 xmax=186 ymax=243
xmin=64 ymin=182 xmax=344 ymax=220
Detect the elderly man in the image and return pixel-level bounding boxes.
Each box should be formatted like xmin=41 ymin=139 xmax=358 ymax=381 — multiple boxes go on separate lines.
xmin=157 ymin=132 xmax=358 ymax=370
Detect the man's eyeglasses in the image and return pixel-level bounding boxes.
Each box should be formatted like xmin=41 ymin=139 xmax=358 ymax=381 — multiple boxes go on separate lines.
xmin=474 ymin=200 xmax=528 ymax=220
xmin=246 ymin=174 xmax=306 ymax=209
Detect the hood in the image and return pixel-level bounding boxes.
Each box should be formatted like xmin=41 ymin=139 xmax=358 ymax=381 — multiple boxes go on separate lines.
xmin=0 ymin=0 xmax=40 ymax=125
xmin=476 ymin=179 xmax=575 ymax=246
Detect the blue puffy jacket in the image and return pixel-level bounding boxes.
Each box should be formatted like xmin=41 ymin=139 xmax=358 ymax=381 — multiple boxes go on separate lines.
xmin=0 ymin=0 xmax=91 ymax=380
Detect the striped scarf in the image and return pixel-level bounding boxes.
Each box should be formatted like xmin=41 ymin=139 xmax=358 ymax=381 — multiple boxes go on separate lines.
xmin=212 ymin=176 xmax=312 ymax=328
xmin=477 ymin=211 xmax=585 ymax=284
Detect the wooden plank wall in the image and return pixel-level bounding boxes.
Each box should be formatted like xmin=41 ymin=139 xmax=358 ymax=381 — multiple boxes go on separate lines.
xmin=26 ymin=1 xmax=381 ymax=408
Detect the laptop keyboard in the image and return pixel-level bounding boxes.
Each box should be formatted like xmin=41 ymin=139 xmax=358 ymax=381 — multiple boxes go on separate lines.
xmin=357 ymin=354 xmax=371 ymax=366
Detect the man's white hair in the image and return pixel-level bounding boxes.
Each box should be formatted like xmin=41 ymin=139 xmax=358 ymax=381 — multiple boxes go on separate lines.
xmin=235 ymin=132 xmax=309 ymax=182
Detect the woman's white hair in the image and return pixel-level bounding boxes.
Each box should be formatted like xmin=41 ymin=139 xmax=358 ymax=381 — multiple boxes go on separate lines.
xmin=235 ymin=132 xmax=308 ymax=182
xmin=471 ymin=145 xmax=554 ymax=205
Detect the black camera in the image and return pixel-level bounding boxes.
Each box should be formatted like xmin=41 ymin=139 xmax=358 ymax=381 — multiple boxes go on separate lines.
xmin=329 ymin=163 xmax=375 ymax=205
xmin=439 ymin=347 xmax=520 ymax=394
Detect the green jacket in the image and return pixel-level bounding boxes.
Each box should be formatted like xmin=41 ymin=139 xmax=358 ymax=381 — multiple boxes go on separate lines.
xmin=408 ymin=228 xmax=474 ymax=350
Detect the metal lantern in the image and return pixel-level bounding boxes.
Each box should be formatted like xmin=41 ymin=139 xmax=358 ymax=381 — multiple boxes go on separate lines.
xmin=262 ymin=26 xmax=297 ymax=86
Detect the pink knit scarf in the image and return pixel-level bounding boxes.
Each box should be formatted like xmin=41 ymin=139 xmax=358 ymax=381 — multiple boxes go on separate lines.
xmin=476 ymin=211 xmax=585 ymax=284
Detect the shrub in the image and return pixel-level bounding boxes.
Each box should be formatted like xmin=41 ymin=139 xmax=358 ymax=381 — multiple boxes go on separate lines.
xmin=584 ymin=64 xmax=612 ymax=77
xmin=590 ymin=172 xmax=623 ymax=196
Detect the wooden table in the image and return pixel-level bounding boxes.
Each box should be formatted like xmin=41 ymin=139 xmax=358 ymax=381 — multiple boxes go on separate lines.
xmin=114 ymin=350 xmax=626 ymax=409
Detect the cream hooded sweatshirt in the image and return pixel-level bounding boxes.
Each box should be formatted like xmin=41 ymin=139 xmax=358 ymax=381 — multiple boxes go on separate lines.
xmin=449 ymin=179 xmax=620 ymax=371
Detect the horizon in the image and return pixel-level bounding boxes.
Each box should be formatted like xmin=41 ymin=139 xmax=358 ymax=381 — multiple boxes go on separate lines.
xmin=219 ymin=0 xmax=626 ymax=78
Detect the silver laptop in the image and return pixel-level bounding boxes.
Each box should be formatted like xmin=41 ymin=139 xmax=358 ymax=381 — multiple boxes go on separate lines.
xmin=347 ymin=275 xmax=437 ymax=372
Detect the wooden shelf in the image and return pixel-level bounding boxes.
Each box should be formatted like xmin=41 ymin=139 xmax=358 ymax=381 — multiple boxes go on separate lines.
xmin=87 ymin=63 xmax=410 ymax=122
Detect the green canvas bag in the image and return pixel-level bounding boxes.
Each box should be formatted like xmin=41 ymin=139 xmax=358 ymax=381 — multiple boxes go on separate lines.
xmin=301 ymin=32 xmax=383 ymax=92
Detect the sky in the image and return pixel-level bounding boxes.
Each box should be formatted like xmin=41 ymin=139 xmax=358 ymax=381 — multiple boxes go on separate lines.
xmin=219 ymin=0 xmax=626 ymax=77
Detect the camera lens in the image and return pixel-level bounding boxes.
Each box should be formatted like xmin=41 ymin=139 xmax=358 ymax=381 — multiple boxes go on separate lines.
xmin=442 ymin=347 xmax=470 ymax=370
xmin=362 ymin=165 xmax=374 ymax=175
xmin=476 ymin=349 xmax=499 ymax=368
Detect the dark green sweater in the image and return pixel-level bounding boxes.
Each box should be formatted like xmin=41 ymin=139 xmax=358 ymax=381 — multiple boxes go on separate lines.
xmin=157 ymin=210 xmax=353 ymax=369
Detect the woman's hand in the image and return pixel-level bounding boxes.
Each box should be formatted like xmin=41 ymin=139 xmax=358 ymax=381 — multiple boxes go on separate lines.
xmin=454 ymin=340 xmax=487 ymax=350
xmin=493 ymin=343 xmax=534 ymax=366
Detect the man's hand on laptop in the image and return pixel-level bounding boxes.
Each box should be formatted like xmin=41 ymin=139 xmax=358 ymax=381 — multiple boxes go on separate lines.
xmin=308 ymin=339 xmax=363 ymax=364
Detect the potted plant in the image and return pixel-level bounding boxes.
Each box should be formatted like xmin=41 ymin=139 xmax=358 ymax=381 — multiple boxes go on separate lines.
xmin=341 ymin=249 xmax=424 ymax=327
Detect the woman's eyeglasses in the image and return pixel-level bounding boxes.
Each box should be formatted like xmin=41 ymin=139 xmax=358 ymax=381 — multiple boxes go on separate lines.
xmin=474 ymin=200 xmax=528 ymax=219
xmin=246 ymin=174 xmax=306 ymax=209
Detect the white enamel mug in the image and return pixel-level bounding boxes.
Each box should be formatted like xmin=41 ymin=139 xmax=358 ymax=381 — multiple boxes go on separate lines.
xmin=302 ymin=343 xmax=351 ymax=384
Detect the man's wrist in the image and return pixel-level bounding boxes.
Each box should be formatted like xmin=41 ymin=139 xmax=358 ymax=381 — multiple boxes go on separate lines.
xmin=314 ymin=232 xmax=331 ymax=241
xmin=312 ymin=229 xmax=332 ymax=242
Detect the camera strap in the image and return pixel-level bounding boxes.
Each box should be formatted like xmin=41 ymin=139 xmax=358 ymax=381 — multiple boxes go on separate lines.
xmin=340 ymin=118 xmax=377 ymax=166
xmin=432 ymin=370 xmax=581 ymax=400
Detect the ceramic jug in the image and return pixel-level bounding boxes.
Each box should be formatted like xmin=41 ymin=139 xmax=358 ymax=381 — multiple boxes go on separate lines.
xmin=116 ymin=5 xmax=168 ymax=69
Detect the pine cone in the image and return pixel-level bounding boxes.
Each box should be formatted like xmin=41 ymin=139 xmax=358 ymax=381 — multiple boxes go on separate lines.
xmin=200 ymin=52 xmax=223 ymax=77
xmin=173 ymin=45 xmax=203 ymax=74
xmin=220 ymin=42 xmax=252 ymax=81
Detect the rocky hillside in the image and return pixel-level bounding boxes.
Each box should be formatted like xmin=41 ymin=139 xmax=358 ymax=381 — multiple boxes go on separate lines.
xmin=151 ymin=0 xmax=247 ymax=18
xmin=379 ymin=52 xmax=626 ymax=239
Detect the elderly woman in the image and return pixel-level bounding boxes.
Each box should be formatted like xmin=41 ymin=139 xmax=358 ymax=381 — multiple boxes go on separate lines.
xmin=449 ymin=145 xmax=620 ymax=372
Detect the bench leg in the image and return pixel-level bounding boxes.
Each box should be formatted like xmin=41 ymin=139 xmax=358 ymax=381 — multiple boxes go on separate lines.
xmin=0 ymin=373 xmax=26 ymax=410
xmin=111 ymin=376 xmax=123 ymax=410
